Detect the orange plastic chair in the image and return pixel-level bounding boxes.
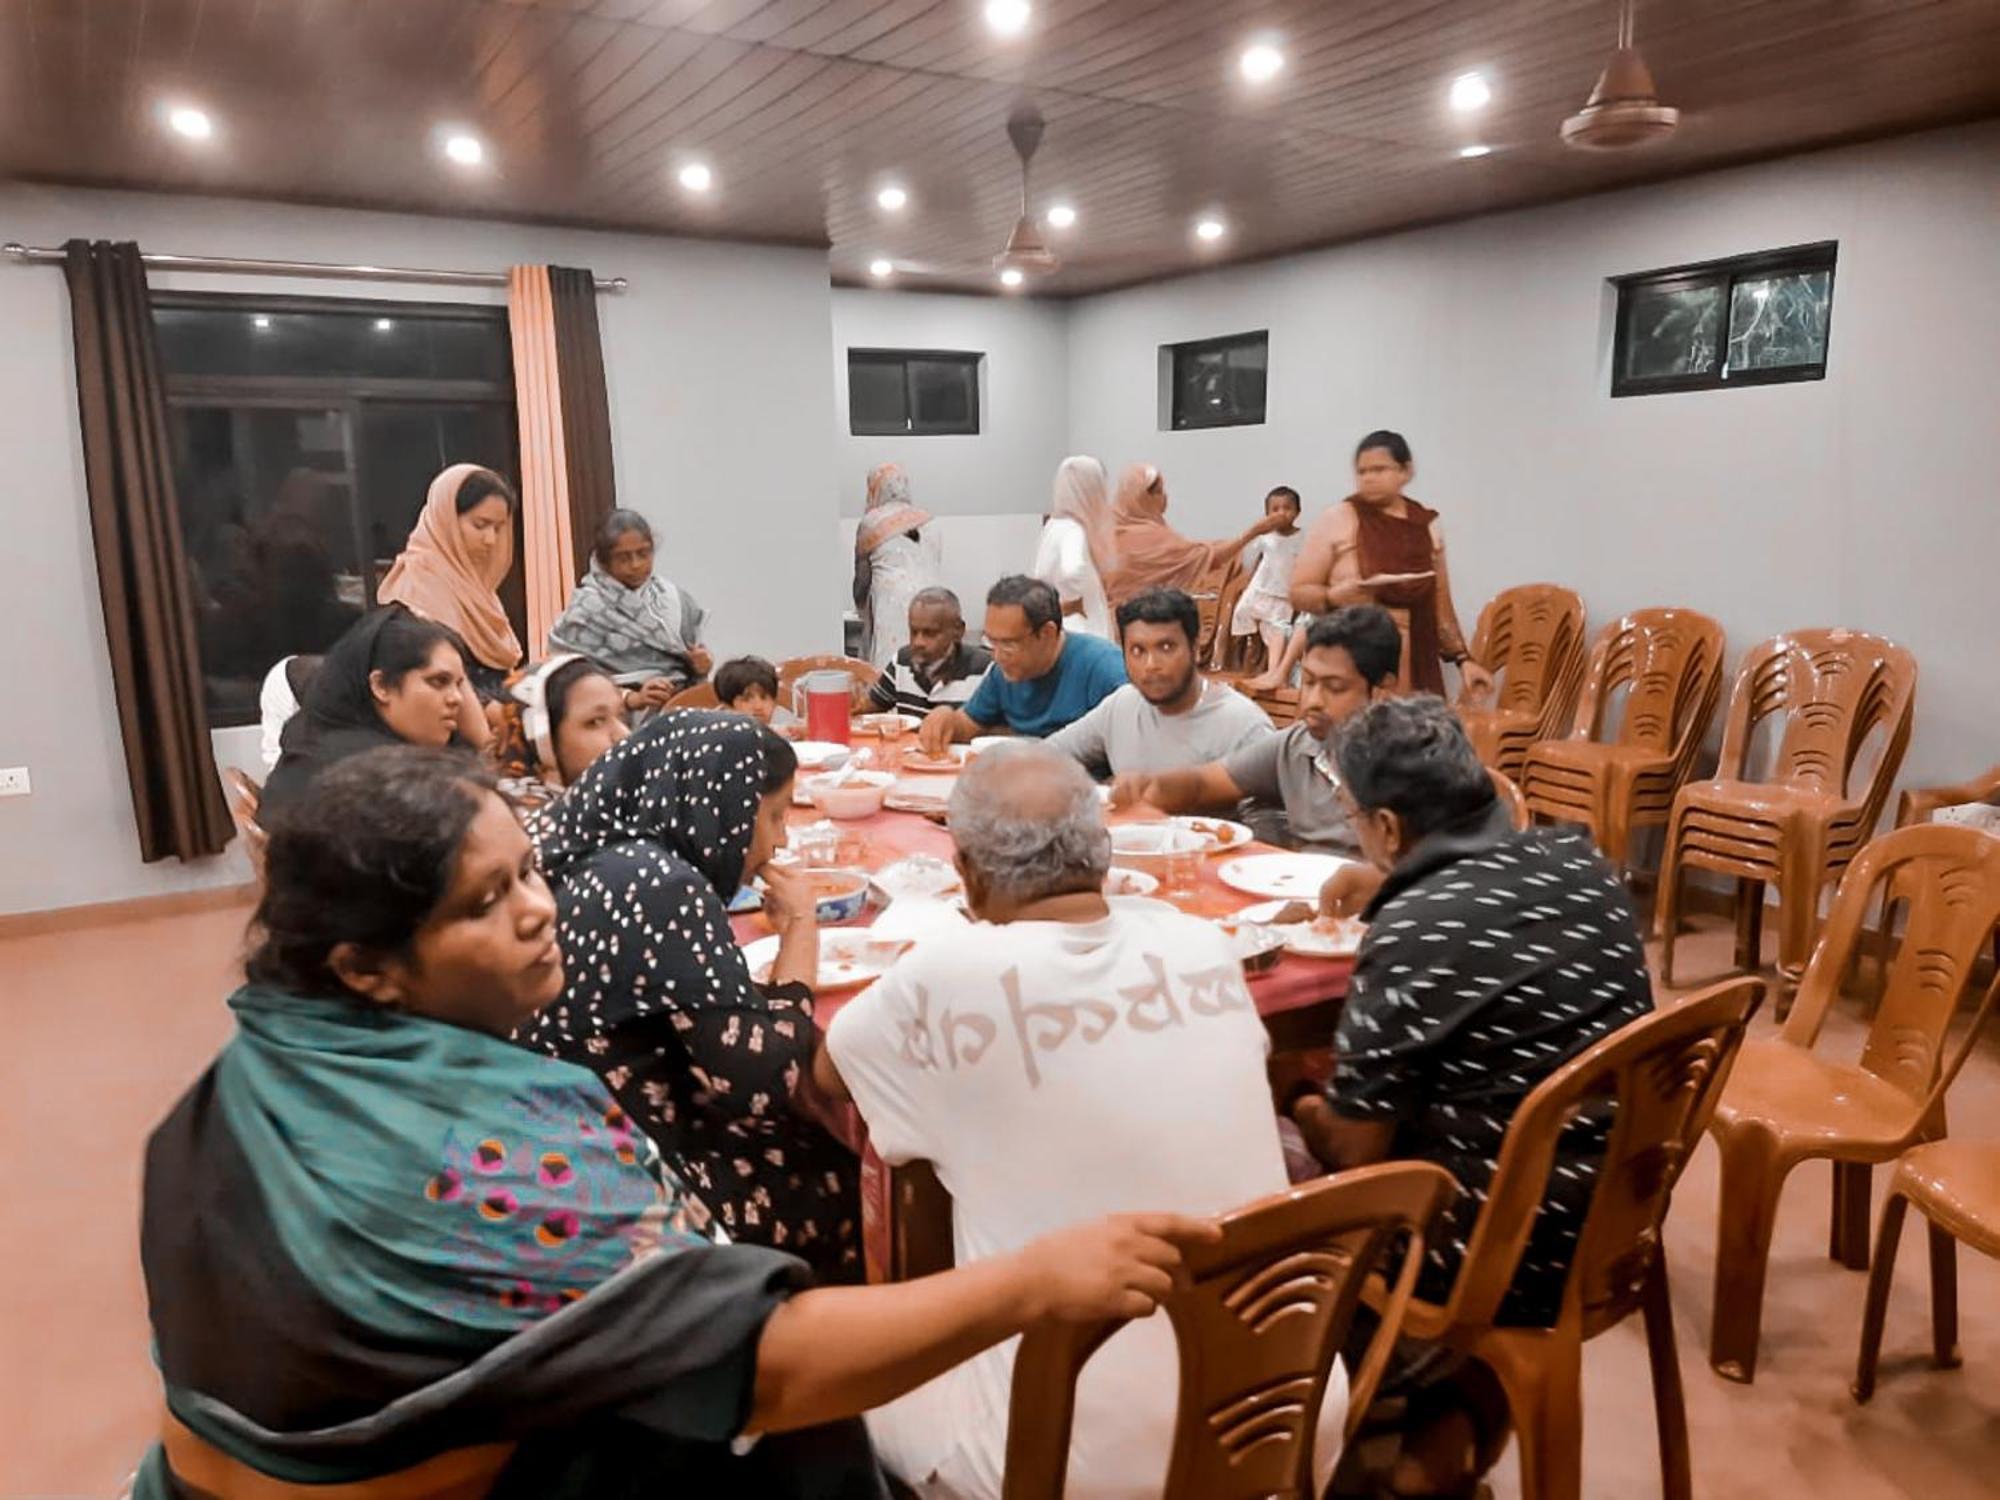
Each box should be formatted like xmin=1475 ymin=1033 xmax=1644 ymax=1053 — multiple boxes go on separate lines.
xmin=1853 ymin=1135 xmax=2000 ymax=1403
xmin=1703 ymin=824 xmax=2000 ymax=1383
xmin=1376 ymin=979 xmax=1760 ymax=1500
xmin=664 ymin=680 xmax=719 ymax=711
xmin=1896 ymin=766 xmax=2000 ymax=830
xmin=776 ymin=654 xmax=880 ymax=699
xmin=1518 ymin=608 xmax=1725 ymax=873
xmin=1232 ymin=681 xmax=1301 ymax=728
xmin=1457 ymin=585 xmax=1588 ymax=780
xmin=160 ymin=1409 xmax=513 ymax=1498
xmin=999 ymin=1162 xmax=1457 ymax=1500
xmin=1657 ymin=630 xmax=1918 ymax=985
xmin=222 ymin=767 xmax=268 ymax=879
xmin=1491 ymin=768 xmax=1531 ymax=832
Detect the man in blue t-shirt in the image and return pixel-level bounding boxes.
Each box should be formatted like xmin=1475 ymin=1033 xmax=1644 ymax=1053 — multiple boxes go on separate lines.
xmin=916 ymin=575 xmax=1127 ymax=752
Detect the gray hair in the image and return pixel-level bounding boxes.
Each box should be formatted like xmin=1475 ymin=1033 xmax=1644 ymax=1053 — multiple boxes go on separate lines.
xmin=947 ymin=743 xmax=1111 ymax=903
xmin=911 ymin=586 xmax=962 ymax=617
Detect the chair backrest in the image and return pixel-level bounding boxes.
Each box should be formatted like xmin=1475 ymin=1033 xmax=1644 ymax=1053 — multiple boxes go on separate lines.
xmin=1001 ymin=1162 xmax=1456 ymax=1500
xmin=776 ymin=655 xmax=879 ymax=699
xmin=665 ymin=680 xmax=719 ymax=711
xmin=162 ymin=1409 xmax=513 ymax=1499
xmin=1782 ymin=823 xmax=2000 ymax=1105
xmin=1490 ymin=768 xmax=1531 ymax=831
xmin=1208 ymin=552 xmax=1258 ymax=672
xmin=222 ymin=767 xmax=268 ymax=878
xmin=1714 ymin=630 xmax=1918 ymax=813
xmin=1569 ymin=608 xmax=1725 ymax=768
xmin=1235 ymin=682 xmax=1301 ymax=728
xmin=1469 ymin=584 xmax=1588 ymax=736
xmin=1430 ymin=979 xmax=1760 ymax=1335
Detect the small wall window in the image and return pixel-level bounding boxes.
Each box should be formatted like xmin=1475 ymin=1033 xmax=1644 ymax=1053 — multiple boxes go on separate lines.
xmin=1165 ymin=330 xmax=1268 ymax=430
xmin=1612 ymin=242 xmax=1836 ymax=397
xmin=847 ymin=349 xmax=982 ymax=435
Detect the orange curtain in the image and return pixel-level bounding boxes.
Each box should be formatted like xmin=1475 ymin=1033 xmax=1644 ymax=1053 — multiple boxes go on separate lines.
xmin=507 ymin=265 xmax=576 ymax=654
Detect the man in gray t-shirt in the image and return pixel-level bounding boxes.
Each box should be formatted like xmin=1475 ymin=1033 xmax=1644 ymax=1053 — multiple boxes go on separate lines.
xmin=1048 ymin=586 xmax=1272 ymax=777
xmin=1108 ymin=606 xmax=1404 ymax=853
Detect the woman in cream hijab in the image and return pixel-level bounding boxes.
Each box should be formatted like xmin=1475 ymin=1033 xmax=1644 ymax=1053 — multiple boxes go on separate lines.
xmin=377 ymin=463 xmax=523 ymax=696
xmin=853 ymin=462 xmax=940 ymax=667
xmin=1032 ymin=455 xmax=1116 ymax=636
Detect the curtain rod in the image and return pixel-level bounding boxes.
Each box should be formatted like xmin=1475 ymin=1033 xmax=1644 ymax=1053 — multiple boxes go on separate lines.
xmin=0 ymin=242 xmax=626 ymax=292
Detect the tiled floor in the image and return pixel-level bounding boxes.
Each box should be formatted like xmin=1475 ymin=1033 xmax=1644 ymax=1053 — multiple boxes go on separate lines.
xmin=3 ymin=897 xmax=1997 ymax=1497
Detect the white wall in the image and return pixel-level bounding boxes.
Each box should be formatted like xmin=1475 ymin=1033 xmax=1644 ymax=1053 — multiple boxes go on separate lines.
xmin=1065 ymin=121 xmax=2000 ymax=790
xmin=831 ymin=288 xmax=1070 ymax=520
xmin=0 ymin=183 xmax=836 ymax=915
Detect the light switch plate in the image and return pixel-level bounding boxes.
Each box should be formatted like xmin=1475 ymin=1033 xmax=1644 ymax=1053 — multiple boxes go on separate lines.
xmin=0 ymin=766 xmax=31 ymax=797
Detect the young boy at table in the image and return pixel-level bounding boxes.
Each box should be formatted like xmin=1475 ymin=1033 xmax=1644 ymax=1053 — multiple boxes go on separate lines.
xmin=814 ymin=743 xmax=1346 ymax=1500
xmin=1107 ymin=604 xmax=1401 ymax=853
xmin=868 ymin=587 xmax=993 ymax=718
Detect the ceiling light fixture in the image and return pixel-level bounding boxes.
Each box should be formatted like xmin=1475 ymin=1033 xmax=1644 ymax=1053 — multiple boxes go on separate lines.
xmin=869 ymin=258 xmax=895 ymax=279
xmin=1239 ymin=42 xmax=1285 ymax=84
xmin=992 ymin=106 xmax=1060 ymax=280
xmin=1448 ymin=71 xmax=1493 ymax=113
xmin=999 ymin=267 xmax=1026 ymax=288
xmin=1195 ymin=216 xmax=1227 ymax=242
xmin=166 ymin=104 xmax=214 ymax=140
xmin=251 ymin=315 xmax=272 ymax=330
xmin=1045 ymin=204 xmax=1077 ymax=229
xmin=1458 ymin=144 xmax=1494 ymax=159
xmin=678 ymin=161 xmax=714 ymax=192
xmin=443 ymin=132 xmax=485 ymax=167
xmin=1561 ymin=0 xmax=1680 ymax=151
xmin=374 ymin=318 xmax=394 ymax=332
xmin=876 ymin=185 xmax=908 ymax=211
xmin=984 ymin=0 xmax=1031 ymax=36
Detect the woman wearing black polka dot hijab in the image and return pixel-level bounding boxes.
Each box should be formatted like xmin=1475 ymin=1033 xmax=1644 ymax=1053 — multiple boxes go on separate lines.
xmin=522 ymin=711 xmax=861 ymax=1281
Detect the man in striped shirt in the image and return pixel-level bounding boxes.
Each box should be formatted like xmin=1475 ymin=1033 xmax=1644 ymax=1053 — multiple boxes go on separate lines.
xmin=867 ymin=586 xmax=994 ymax=717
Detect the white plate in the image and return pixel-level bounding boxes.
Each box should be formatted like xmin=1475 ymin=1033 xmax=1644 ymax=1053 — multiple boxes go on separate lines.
xmin=967 ymin=735 xmax=1013 ymax=758
xmin=898 ymin=745 xmax=970 ymax=773
xmin=1226 ymin=898 xmax=1365 ymax=959
xmin=1103 ymin=867 xmax=1160 ymax=897
xmin=1216 ymin=852 xmax=1354 ymax=901
xmin=741 ymin=930 xmax=915 ymax=991
xmin=856 ymin=712 xmax=922 ymax=736
xmin=1212 ymin=919 xmax=1289 ymax=963
xmin=1171 ymin=815 xmax=1253 ymax=853
xmin=791 ymin=740 xmax=852 ymax=771
xmin=883 ymin=788 xmax=952 ymax=815
xmin=1109 ymin=823 xmax=1207 ymax=857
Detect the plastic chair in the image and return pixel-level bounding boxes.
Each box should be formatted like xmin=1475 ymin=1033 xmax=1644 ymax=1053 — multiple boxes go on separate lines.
xmin=1207 ymin=553 xmax=1264 ymax=675
xmin=1704 ymin=824 xmax=2000 ymax=1383
xmin=776 ymin=654 xmax=880 ymax=699
xmin=1000 ymin=1162 xmax=1456 ymax=1500
xmin=1491 ymin=768 xmax=1531 ymax=832
xmin=1458 ymin=585 xmax=1587 ymax=780
xmin=1518 ymin=609 xmax=1725 ymax=873
xmin=665 ymin=680 xmax=719 ymax=710
xmin=1379 ymin=979 xmax=1761 ymax=1500
xmin=1232 ymin=681 xmax=1301 ymax=728
xmin=222 ymin=767 xmax=268 ymax=879
xmin=160 ymin=1408 xmax=514 ymax=1498
xmin=1853 ymin=1133 xmax=2000 ymax=1403
xmin=1657 ymin=630 xmax=1918 ymax=985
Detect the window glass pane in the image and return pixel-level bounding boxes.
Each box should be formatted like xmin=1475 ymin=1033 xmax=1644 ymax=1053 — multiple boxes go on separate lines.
xmin=355 ymin=404 xmax=518 ymax=604
xmin=848 ymin=357 xmax=908 ymax=433
xmin=1172 ymin=332 xmax=1267 ymax=428
xmin=1726 ymin=270 xmax=1831 ymax=373
xmin=1621 ymin=281 xmax=1725 ymax=381
xmin=153 ymin=305 xmax=508 ymax=382
xmin=909 ymin=358 xmax=977 ymax=432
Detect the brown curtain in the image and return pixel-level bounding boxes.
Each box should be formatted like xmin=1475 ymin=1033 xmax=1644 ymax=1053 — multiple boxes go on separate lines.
xmin=61 ymin=240 xmax=234 ymax=863
xmin=549 ymin=265 xmax=618 ymax=566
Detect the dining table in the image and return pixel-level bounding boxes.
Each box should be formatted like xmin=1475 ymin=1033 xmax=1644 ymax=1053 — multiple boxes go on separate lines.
xmin=727 ymin=726 xmax=1357 ymax=1281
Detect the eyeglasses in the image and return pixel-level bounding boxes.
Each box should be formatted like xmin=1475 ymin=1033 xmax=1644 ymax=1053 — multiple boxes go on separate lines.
xmin=984 ymin=632 xmax=1036 ymax=658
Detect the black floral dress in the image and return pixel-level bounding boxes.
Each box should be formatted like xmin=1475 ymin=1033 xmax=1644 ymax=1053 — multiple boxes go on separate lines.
xmin=521 ymin=712 xmax=861 ymax=1282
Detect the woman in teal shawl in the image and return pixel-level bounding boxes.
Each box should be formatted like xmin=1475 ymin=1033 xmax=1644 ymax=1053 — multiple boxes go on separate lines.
xmin=137 ymin=744 xmax=1215 ymax=1496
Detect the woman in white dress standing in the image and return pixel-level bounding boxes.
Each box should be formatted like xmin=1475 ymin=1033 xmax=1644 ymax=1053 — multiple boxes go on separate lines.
xmin=1031 ymin=455 xmax=1116 ymax=637
xmin=853 ymin=462 xmax=940 ymax=667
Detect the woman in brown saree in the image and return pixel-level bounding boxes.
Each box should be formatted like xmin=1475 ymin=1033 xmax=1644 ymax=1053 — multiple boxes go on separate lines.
xmin=1289 ymin=431 xmax=1493 ymax=700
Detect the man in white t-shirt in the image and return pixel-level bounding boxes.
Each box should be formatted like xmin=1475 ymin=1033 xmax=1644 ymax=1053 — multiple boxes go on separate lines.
xmin=817 ymin=743 xmax=1345 ymax=1499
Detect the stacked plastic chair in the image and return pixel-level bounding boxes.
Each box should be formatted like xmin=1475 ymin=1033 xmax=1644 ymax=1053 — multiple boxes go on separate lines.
xmin=1456 ymin=584 xmax=1587 ymax=780
xmin=1657 ymin=630 xmax=1917 ymax=984
xmin=1518 ymin=608 xmax=1726 ymax=872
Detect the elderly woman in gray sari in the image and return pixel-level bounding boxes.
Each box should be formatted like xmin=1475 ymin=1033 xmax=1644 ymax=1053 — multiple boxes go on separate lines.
xmin=549 ymin=510 xmax=712 ymax=712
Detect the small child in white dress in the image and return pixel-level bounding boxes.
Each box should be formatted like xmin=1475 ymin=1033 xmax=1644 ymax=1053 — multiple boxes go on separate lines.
xmin=1229 ymin=485 xmax=1305 ymax=670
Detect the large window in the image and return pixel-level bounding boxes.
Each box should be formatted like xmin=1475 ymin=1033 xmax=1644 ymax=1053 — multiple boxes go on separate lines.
xmin=1611 ymin=242 xmax=1836 ymax=397
xmin=846 ymin=349 xmax=982 ymax=435
xmin=1166 ymin=330 xmax=1268 ymax=430
xmin=154 ymin=293 xmax=518 ymax=726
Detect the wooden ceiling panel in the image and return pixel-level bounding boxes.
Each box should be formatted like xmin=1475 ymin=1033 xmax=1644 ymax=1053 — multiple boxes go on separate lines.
xmin=2 ymin=0 xmax=1994 ymax=293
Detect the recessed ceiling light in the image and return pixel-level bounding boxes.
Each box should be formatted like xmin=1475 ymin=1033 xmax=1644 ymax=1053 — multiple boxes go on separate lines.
xmin=876 ymin=185 xmax=908 ymax=211
xmin=985 ymin=0 xmax=1031 ymax=37
xmin=1458 ymin=143 xmax=1494 ymax=159
xmin=999 ymin=267 xmax=1026 ymax=288
xmin=166 ymin=104 xmax=213 ymax=141
xmin=1045 ymin=204 xmax=1077 ymax=229
xmin=1449 ymin=71 xmax=1493 ymax=113
xmin=1195 ymin=217 xmax=1227 ymax=242
xmin=251 ymin=315 xmax=272 ymax=330
xmin=1239 ymin=43 xmax=1285 ymax=84
xmin=443 ymin=133 xmax=485 ymax=167
xmin=678 ymin=161 xmax=714 ymax=193
xmin=374 ymin=318 xmax=394 ymax=333
xmin=869 ymin=258 xmax=895 ymax=279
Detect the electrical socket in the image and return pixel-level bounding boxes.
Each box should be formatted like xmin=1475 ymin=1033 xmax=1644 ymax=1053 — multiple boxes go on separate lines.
xmin=0 ymin=766 xmax=30 ymax=797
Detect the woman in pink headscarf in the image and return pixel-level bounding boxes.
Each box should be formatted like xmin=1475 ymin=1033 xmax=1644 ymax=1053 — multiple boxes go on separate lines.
xmin=377 ymin=463 xmax=523 ymax=696
xmin=853 ymin=462 xmax=940 ymax=667
xmin=1101 ymin=462 xmax=1286 ymax=609
xmin=1032 ymin=455 xmax=1116 ymax=637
